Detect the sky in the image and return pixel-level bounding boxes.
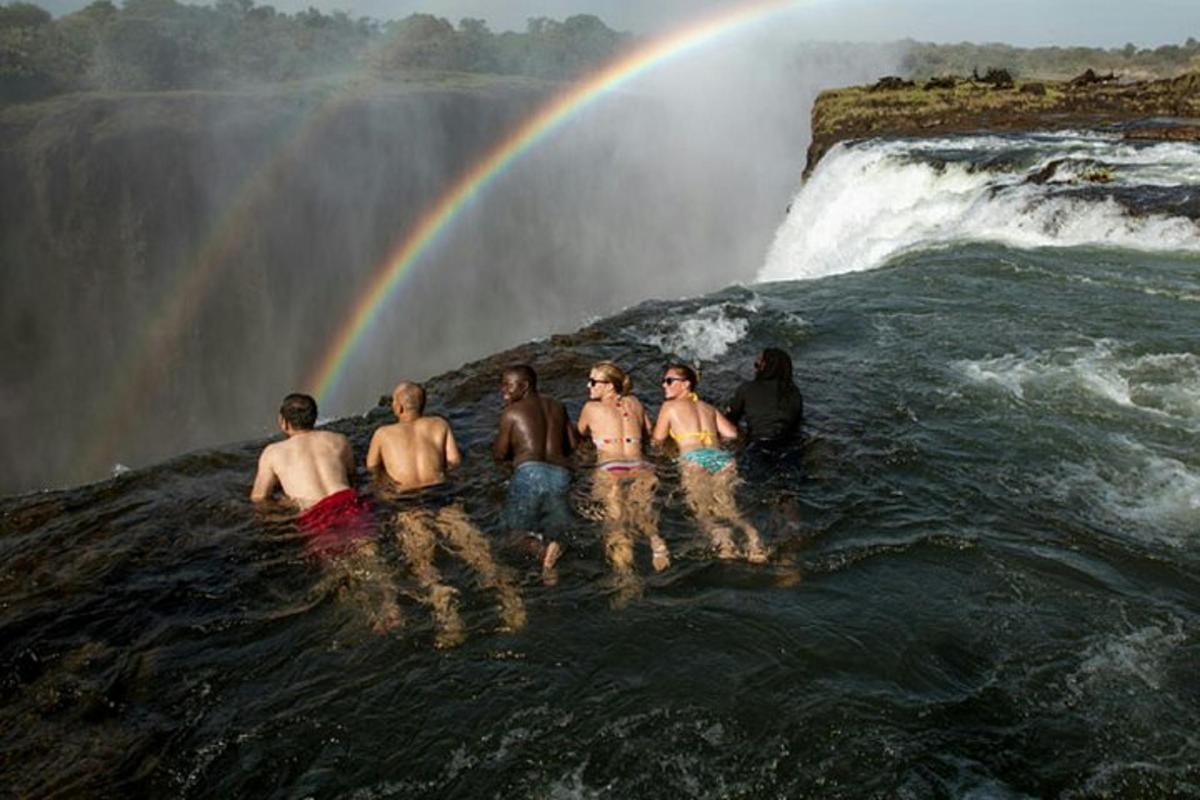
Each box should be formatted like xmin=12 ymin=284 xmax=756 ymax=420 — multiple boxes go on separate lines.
xmin=36 ymin=0 xmax=1200 ymax=48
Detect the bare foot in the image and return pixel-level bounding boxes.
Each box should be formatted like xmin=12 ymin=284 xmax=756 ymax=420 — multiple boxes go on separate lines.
xmin=745 ymin=543 xmax=769 ymax=564
xmin=711 ymin=527 xmax=737 ymax=559
xmin=650 ymin=538 xmax=671 ymax=572
xmin=540 ymin=540 xmax=562 ymax=586
xmin=542 ymin=540 xmax=562 ymax=571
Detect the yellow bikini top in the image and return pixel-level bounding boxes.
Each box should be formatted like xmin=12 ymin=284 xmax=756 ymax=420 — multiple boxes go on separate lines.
xmin=670 ymin=429 xmax=715 ymax=446
xmin=669 ymin=393 xmax=715 ymax=444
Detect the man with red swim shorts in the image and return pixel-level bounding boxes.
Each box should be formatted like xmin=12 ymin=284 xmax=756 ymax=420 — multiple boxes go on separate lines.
xmin=251 ymin=393 xmax=401 ymax=633
xmin=250 ymin=393 xmax=372 ymax=557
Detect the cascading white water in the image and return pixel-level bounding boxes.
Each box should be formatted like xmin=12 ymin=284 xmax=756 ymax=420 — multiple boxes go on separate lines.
xmin=758 ymin=133 xmax=1200 ymax=283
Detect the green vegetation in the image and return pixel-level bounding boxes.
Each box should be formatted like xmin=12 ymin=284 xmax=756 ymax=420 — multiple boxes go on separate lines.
xmin=806 ymin=71 xmax=1200 ymax=174
xmin=900 ymin=38 xmax=1200 ymax=81
xmin=0 ymin=0 xmax=629 ymax=102
xmin=3 ymin=0 xmax=1197 ymax=105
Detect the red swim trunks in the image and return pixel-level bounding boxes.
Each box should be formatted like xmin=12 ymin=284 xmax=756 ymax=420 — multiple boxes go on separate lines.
xmin=298 ymin=488 xmax=374 ymax=558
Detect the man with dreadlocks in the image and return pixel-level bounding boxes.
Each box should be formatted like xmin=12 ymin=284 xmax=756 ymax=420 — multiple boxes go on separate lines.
xmin=726 ymin=348 xmax=804 ymax=443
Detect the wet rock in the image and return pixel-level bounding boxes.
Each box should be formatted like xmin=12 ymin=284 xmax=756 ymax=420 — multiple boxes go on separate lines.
xmin=1068 ymin=68 xmax=1117 ymax=88
xmin=871 ymin=76 xmax=915 ymax=92
xmin=924 ymin=76 xmax=958 ymax=91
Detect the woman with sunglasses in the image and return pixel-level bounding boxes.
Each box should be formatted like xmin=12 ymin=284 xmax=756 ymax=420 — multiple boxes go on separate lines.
xmin=652 ymin=364 xmax=767 ymax=563
xmin=577 ymin=361 xmax=670 ymax=578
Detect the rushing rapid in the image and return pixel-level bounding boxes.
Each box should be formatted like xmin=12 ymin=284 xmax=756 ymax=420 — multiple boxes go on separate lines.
xmin=760 ymin=132 xmax=1200 ymax=283
xmin=2 ymin=132 xmax=1199 ymax=797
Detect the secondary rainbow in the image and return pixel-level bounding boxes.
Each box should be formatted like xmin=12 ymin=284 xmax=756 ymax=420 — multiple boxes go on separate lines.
xmin=308 ymin=0 xmax=809 ymax=403
xmin=85 ymin=81 xmax=378 ymax=475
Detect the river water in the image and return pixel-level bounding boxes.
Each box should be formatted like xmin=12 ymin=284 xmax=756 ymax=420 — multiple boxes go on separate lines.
xmin=2 ymin=132 xmax=1199 ymax=797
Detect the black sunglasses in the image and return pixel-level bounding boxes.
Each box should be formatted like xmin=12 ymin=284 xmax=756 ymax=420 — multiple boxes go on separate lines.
xmin=661 ymin=377 xmax=685 ymax=385
xmin=588 ymin=378 xmax=611 ymax=387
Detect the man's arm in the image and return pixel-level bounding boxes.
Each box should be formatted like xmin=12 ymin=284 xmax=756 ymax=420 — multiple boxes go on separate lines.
xmin=250 ymin=447 xmax=279 ymax=502
xmin=493 ymin=410 xmax=513 ymax=462
xmin=443 ymin=420 xmax=462 ymax=470
xmin=366 ymin=430 xmax=384 ymax=475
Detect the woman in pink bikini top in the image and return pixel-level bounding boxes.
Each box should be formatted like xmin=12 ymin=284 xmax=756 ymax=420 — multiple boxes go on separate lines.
xmin=576 ymin=360 xmax=653 ymax=473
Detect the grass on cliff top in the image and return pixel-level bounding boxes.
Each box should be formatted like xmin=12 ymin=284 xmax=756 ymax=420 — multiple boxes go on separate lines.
xmin=813 ymin=81 xmax=1068 ymax=135
xmin=813 ymin=73 xmax=1200 ymax=138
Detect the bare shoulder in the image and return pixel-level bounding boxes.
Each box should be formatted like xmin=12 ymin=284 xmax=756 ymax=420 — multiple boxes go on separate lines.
xmin=313 ymin=430 xmax=352 ymax=453
xmin=259 ymin=439 xmax=284 ymax=462
xmin=420 ymin=415 xmax=452 ymax=433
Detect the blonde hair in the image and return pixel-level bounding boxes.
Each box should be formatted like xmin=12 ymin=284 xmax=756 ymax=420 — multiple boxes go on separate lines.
xmin=591 ymin=361 xmax=633 ymax=396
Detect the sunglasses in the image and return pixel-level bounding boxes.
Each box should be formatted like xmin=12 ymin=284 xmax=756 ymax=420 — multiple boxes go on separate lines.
xmin=661 ymin=377 xmax=685 ymax=385
xmin=587 ymin=378 xmax=611 ymax=387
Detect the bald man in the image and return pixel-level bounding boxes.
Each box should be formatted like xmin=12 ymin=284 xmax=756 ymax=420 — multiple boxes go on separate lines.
xmin=368 ymin=381 xmax=524 ymax=646
xmin=367 ymin=381 xmax=461 ymax=489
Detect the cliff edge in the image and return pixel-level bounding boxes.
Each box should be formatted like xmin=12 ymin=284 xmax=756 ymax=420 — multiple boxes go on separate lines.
xmin=806 ymin=71 xmax=1200 ymax=176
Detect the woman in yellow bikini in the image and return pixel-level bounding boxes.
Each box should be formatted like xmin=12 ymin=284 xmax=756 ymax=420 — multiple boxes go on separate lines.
xmin=577 ymin=362 xmax=670 ymax=591
xmin=651 ymin=364 xmax=767 ymax=563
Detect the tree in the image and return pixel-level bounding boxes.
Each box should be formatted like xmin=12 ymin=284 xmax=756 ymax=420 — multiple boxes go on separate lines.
xmin=371 ymin=13 xmax=461 ymax=71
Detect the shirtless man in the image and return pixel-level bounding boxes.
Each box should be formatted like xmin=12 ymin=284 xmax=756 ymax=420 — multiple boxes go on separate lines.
xmin=493 ymin=365 xmax=576 ymax=581
xmin=367 ymin=381 xmax=460 ymax=490
xmin=369 ymin=381 xmax=524 ymax=647
xmin=251 ymin=393 xmax=401 ymax=632
xmin=251 ymin=393 xmax=355 ymax=512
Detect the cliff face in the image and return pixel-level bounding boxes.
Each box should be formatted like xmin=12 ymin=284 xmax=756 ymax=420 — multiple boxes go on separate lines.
xmin=806 ymin=71 xmax=1200 ymax=175
xmin=0 ymin=76 xmax=557 ymax=492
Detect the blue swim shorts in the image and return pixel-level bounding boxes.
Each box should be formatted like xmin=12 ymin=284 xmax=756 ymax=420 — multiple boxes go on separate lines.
xmin=503 ymin=461 xmax=572 ymax=533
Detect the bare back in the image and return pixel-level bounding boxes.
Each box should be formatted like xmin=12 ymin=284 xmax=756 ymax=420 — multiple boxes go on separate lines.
xmin=652 ymin=398 xmax=737 ymax=454
xmin=252 ymin=430 xmax=353 ymax=510
xmin=578 ymin=395 xmax=650 ymax=463
xmin=496 ymin=393 xmax=572 ymax=468
xmin=367 ymin=416 xmax=459 ymax=491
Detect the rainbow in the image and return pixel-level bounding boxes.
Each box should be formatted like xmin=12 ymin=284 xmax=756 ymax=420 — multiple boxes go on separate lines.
xmin=307 ymin=0 xmax=809 ymax=404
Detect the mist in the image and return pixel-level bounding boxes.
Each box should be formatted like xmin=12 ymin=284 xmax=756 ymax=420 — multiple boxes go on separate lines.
xmin=1 ymin=5 xmax=904 ymax=494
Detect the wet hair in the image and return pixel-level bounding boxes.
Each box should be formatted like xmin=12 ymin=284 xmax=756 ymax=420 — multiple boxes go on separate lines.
xmin=280 ymin=393 xmax=317 ymax=430
xmin=393 ymin=382 xmax=425 ymax=414
xmin=666 ymin=363 xmax=698 ymax=390
xmin=756 ymin=348 xmax=801 ymax=403
xmin=757 ymin=348 xmax=793 ymax=384
xmin=506 ymin=364 xmax=538 ymax=390
xmin=591 ymin=361 xmax=633 ymax=395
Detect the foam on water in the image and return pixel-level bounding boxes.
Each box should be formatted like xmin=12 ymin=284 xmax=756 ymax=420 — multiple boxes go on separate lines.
xmin=1054 ymin=439 xmax=1200 ymax=545
xmin=1067 ymin=617 xmax=1187 ymax=695
xmin=952 ymin=340 xmax=1200 ymax=542
xmin=758 ymin=135 xmax=1200 ymax=283
xmin=954 ymin=340 xmax=1200 ymax=425
xmin=641 ymin=302 xmax=751 ymax=362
